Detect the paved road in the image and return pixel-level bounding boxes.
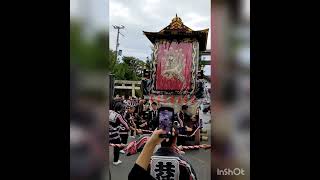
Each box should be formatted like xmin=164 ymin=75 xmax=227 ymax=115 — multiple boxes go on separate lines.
xmin=109 ymin=111 xmax=211 ymax=180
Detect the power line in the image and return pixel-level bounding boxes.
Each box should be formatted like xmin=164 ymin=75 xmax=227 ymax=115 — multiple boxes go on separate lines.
xmin=119 ymin=32 xmax=125 ymax=37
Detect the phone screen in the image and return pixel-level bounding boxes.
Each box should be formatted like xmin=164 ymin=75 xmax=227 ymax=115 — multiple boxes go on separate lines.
xmin=159 ymin=110 xmax=173 ymax=135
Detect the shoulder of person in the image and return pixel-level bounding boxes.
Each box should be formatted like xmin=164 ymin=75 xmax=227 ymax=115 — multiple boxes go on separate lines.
xmin=129 ymin=164 xmax=155 ymax=180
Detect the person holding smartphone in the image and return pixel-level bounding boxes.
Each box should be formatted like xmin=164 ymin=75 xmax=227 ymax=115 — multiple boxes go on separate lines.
xmin=128 ymin=128 xmax=197 ymax=179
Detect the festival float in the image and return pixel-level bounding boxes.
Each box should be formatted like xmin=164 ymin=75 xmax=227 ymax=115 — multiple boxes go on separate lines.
xmin=141 ymin=14 xmax=209 ymax=145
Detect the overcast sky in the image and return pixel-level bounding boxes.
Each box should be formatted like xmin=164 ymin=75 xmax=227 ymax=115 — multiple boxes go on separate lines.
xmin=70 ymin=0 xmax=249 ymax=76
xmin=109 ymin=0 xmax=211 ymax=61
xmin=71 ymin=0 xmax=250 ymax=61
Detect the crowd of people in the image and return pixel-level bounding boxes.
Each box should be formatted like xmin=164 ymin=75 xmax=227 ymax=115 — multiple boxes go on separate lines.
xmin=109 ymin=94 xmax=200 ymax=179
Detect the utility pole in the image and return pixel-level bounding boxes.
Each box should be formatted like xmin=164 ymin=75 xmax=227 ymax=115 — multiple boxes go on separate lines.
xmin=113 ymin=25 xmax=125 ymax=61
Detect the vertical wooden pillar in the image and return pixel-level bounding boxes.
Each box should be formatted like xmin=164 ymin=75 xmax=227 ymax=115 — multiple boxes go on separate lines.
xmin=132 ymin=83 xmax=135 ymax=97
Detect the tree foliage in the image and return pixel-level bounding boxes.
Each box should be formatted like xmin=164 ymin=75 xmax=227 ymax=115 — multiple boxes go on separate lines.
xmin=111 ymin=53 xmax=146 ymax=80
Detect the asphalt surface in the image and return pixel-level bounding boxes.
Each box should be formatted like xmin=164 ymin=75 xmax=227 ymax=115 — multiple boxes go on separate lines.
xmin=109 ymin=111 xmax=211 ymax=180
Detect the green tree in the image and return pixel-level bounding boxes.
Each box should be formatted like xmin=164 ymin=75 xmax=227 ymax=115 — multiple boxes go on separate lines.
xmin=122 ymin=56 xmax=145 ymax=79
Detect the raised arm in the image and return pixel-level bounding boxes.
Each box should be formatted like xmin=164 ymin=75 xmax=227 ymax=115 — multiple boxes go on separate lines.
xmin=135 ymin=129 xmax=165 ymax=170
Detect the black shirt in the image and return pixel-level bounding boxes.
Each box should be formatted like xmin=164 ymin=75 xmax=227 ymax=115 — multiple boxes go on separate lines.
xmin=128 ymin=147 xmax=197 ymax=180
xmin=129 ymin=164 xmax=155 ymax=180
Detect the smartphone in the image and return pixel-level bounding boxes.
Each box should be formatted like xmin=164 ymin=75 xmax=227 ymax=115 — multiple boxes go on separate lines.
xmin=158 ymin=107 xmax=174 ymax=138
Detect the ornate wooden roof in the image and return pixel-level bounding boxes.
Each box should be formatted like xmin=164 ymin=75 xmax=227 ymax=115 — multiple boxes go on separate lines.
xmin=160 ymin=14 xmax=193 ymax=33
xmin=143 ymin=14 xmax=209 ymax=51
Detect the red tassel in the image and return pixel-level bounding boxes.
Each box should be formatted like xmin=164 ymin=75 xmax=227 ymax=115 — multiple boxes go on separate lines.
xmin=170 ymin=96 xmax=175 ymax=104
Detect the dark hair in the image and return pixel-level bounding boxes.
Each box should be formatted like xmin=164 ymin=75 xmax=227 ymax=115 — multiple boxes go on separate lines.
xmin=182 ymin=105 xmax=188 ymax=110
xmin=114 ymin=102 xmax=124 ymax=112
xmin=151 ymin=102 xmax=157 ymax=106
xmin=160 ymin=134 xmax=177 ymax=147
xmin=110 ymin=99 xmax=119 ymax=110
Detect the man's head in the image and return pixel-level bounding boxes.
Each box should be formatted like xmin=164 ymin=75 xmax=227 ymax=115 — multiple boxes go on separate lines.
xmin=114 ymin=102 xmax=125 ymax=114
xmin=121 ymin=95 xmax=125 ymax=100
xmin=181 ymin=105 xmax=188 ymax=113
xmin=160 ymin=129 xmax=178 ymax=148
xmin=128 ymin=106 xmax=135 ymax=113
xmin=129 ymin=96 xmax=132 ymax=100
xmin=151 ymin=102 xmax=158 ymax=110
xmin=139 ymin=99 xmax=144 ymax=105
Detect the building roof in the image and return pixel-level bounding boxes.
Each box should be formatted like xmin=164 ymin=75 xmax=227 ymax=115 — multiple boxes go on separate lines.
xmin=143 ymin=14 xmax=209 ymax=51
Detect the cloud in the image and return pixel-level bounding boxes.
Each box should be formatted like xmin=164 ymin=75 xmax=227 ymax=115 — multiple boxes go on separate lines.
xmin=185 ymin=13 xmax=210 ymax=29
xmin=109 ymin=0 xmax=211 ymax=60
xmin=109 ymin=1 xmax=131 ymax=21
